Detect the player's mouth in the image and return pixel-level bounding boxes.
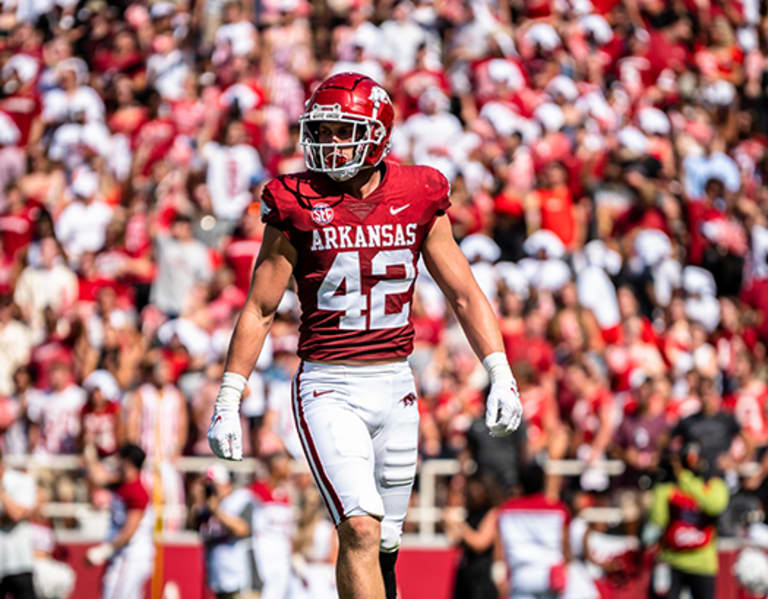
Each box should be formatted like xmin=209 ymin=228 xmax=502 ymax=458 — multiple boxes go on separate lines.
xmin=324 ymin=151 xmax=349 ymax=168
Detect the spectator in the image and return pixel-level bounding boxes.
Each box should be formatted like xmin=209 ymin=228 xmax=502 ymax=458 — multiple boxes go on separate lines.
xmin=0 ymin=295 xmax=34 ymax=397
xmin=84 ymin=443 xmax=154 ymax=599
xmin=444 ymin=472 xmax=502 ymax=599
xmin=289 ymin=487 xmax=338 ymax=599
xmin=124 ymin=357 xmax=187 ymax=531
xmin=465 ymin=385 xmax=527 ymax=495
xmin=251 ymin=451 xmax=295 ymax=599
xmin=193 ymin=464 xmax=252 ymax=599
xmin=200 ymin=119 xmax=265 ymax=223
xmin=25 ymin=361 xmax=85 ymax=455
xmin=494 ymin=462 xmax=570 ymax=599
xmin=645 ymin=446 xmax=729 ymax=599
xmin=669 ymin=378 xmax=750 ymax=478
xmin=0 ymin=448 xmax=37 ymax=599
xmin=79 ymin=370 xmax=122 ymax=458
xmin=13 ymin=238 xmax=77 ymax=337
xmin=149 ymin=212 xmax=212 ymax=318
xmin=53 ymin=169 xmax=114 ymax=266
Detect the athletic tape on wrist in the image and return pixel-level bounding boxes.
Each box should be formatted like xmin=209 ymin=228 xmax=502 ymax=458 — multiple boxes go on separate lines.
xmin=482 ymin=352 xmax=513 ymax=384
xmin=217 ymin=372 xmax=247 ymax=407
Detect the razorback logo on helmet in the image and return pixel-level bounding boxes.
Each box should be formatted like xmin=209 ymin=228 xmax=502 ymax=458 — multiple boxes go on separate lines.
xmin=369 ymin=86 xmax=391 ymax=105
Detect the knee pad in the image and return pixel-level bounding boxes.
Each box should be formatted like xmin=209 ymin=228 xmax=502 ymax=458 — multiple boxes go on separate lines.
xmin=380 ymin=518 xmax=403 ymax=552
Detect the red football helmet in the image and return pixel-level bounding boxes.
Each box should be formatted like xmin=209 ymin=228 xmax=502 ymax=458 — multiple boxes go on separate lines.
xmin=299 ymin=72 xmax=394 ymax=181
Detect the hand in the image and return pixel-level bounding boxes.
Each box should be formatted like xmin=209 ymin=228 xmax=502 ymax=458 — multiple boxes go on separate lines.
xmin=85 ymin=543 xmax=114 ymax=566
xmin=485 ymin=378 xmax=523 ymax=437
xmin=208 ymin=401 xmax=243 ymax=461
xmin=744 ymin=473 xmax=764 ymax=491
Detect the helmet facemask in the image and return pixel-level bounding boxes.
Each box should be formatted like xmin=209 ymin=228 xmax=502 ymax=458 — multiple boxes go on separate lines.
xmin=299 ymin=103 xmax=387 ymax=181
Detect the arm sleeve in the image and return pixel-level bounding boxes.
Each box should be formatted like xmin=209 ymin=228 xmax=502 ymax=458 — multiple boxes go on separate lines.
xmin=676 ymin=471 xmax=729 ymax=516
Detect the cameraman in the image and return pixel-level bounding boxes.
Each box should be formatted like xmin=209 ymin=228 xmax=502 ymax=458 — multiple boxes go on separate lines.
xmin=193 ymin=464 xmax=252 ymax=599
xmin=645 ymin=444 xmax=729 ymax=599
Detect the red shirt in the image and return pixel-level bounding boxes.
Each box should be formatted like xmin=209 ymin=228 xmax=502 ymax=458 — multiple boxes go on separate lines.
xmin=0 ymin=89 xmax=41 ymax=147
xmin=115 ymin=479 xmax=149 ymax=512
xmin=535 ymin=186 xmax=575 ymax=247
xmin=0 ymin=204 xmax=38 ymax=258
xmin=225 ymin=236 xmax=262 ymax=294
xmin=261 ymin=163 xmax=450 ymax=361
xmin=80 ymin=401 xmax=121 ymax=457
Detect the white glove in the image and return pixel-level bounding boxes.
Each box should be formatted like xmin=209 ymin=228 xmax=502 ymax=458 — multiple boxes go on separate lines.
xmin=483 ymin=353 xmax=523 ymax=437
xmin=207 ymin=372 xmax=246 ymax=460
xmin=85 ymin=543 xmax=114 ymax=566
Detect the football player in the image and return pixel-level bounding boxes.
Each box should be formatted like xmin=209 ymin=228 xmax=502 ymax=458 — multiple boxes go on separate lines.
xmin=208 ymin=72 xmax=522 ymax=599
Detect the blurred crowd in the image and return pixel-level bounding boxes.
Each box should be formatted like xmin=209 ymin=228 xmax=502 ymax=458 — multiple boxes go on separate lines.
xmin=1 ymin=0 xmax=768 ymax=586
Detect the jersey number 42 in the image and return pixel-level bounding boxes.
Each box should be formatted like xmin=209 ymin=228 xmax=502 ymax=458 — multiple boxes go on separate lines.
xmin=317 ymin=249 xmax=415 ymax=330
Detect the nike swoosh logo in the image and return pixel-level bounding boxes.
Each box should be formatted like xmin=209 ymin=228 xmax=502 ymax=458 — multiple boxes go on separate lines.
xmin=214 ymin=415 xmax=222 ymax=425
xmin=389 ymin=204 xmax=409 ymax=215
xmin=313 ymin=390 xmax=333 ymax=397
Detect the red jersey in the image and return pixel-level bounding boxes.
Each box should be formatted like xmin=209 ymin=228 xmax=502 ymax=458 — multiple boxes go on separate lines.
xmin=80 ymin=401 xmax=120 ymax=457
xmin=725 ymin=382 xmax=768 ymax=447
xmin=261 ymin=162 xmax=450 ymax=361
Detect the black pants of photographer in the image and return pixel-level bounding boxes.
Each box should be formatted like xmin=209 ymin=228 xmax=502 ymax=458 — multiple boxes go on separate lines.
xmin=0 ymin=572 xmax=36 ymax=599
xmin=651 ymin=567 xmax=714 ymax=599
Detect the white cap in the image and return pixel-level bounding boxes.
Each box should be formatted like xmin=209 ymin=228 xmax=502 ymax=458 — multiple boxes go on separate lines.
xmin=617 ymin=126 xmax=648 ymax=155
xmin=633 ymin=229 xmax=671 ymax=267
xmin=460 ymin=234 xmax=501 ymax=263
xmin=546 ymin=75 xmax=579 ymax=102
xmin=638 ymin=107 xmax=670 ymax=136
xmin=737 ymin=27 xmax=758 ymax=52
xmin=157 ymin=318 xmax=212 ymax=358
xmin=220 ymin=83 xmax=261 ymax=111
xmin=418 ymin=86 xmax=450 ymax=113
xmin=55 ymin=57 xmax=89 ymax=85
xmin=685 ymin=295 xmax=720 ymax=332
xmin=150 ymin=1 xmax=175 ymax=18
xmin=2 ymin=54 xmax=38 ymax=84
xmin=524 ymin=23 xmax=561 ymax=51
xmin=523 ymin=230 xmax=566 ymax=259
xmin=582 ymin=239 xmax=622 ymax=275
xmin=701 ymin=80 xmax=736 ymax=106
xmin=205 ymin=463 xmax=230 ymax=485
xmin=534 ymin=102 xmax=565 ymax=133
xmin=495 ymin=261 xmax=529 ymax=299
xmin=71 ymin=168 xmax=99 ymax=198
xmin=523 ymin=257 xmax=572 ymax=291
xmin=487 ymin=58 xmax=525 ymax=91
xmin=83 ymin=369 xmax=120 ymax=401
xmin=581 ymin=14 xmax=613 ymax=45
xmin=682 ymin=265 xmax=716 ymax=297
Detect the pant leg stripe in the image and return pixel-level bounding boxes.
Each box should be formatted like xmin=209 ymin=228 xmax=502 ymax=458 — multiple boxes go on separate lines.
xmin=291 ymin=361 xmax=345 ymax=522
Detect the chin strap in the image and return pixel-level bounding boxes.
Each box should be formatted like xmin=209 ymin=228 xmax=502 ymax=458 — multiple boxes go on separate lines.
xmin=379 ymin=549 xmax=398 ymax=599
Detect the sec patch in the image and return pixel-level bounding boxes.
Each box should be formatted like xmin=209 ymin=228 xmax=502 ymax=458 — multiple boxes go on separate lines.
xmin=311 ymin=202 xmax=334 ymax=226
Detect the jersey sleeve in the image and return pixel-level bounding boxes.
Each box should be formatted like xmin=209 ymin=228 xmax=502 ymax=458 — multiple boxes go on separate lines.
xmin=260 ymin=180 xmax=291 ymax=237
xmin=420 ymin=167 xmax=451 ymax=228
xmin=121 ymin=482 xmax=150 ymax=511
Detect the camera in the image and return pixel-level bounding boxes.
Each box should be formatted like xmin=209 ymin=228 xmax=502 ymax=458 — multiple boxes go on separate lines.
xmin=204 ymin=481 xmax=217 ymax=499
